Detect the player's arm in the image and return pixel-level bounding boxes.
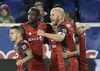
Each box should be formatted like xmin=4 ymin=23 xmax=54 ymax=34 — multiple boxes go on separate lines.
xmin=22 ymin=50 xmax=34 ymax=63
xmin=62 ymin=44 xmax=80 ymax=58
xmin=38 ymin=30 xmax=64 ymax=42
xmin=62 ymin=34 xmax=81 ymax=58
xmin=76 ymin=23 xmax=91 ymax=34
xmin=16 ymin=43 xmax=34 ymax=66
xmin=16 ymin=50 xmax=33 ymax=66
xmin=37 ymin=25 xmax=67 ymax=42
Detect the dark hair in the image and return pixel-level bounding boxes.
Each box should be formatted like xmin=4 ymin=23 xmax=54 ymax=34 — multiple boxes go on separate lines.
xmin=66 ymin=12 xmax=77 ymax=23
xmin=54 ymin=4 xmax=63 ymax=8
xmin=29 ymin=7 xmax=40 ymax=16
xmin=10 ymin=26 xmax=24 ymax=36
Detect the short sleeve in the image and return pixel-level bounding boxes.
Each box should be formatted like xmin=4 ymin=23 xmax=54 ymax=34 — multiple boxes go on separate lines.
xmin=57 ymin=25 xmax=68 ymax=37
xmin=18 ymin=43 xmax=30 ymax=55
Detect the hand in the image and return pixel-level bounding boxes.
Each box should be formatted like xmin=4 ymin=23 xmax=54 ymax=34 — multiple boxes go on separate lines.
xmin=76 ymin=28 xmax=85 ymax=35
xmin=37 ymin=29 xmax=44 ymax=36
xmin=16 ymin=59 xmax=25 ymax=66
xmin=62 ymin=50 xmax=73 ymax=58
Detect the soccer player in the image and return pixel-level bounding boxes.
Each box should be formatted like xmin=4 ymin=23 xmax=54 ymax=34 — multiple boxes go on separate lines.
xmin=37 ymin=8 xmax=78 ymax=71
xmin=20 ymin=7 xmax=53 ymax=71
xmin=9 ymin=26 xmax=34 ymax=71
xmin=63 ymin=12 xmax=91 ymax=71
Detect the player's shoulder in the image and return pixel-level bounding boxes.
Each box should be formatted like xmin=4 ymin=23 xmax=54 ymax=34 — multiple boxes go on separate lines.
xmin=20 ymin=40 xmax=29 ymax=45
xmin=21 ymin=22 xmax=29 ymax=26
xmin=39 ymin=22 xmax=52 ymax=29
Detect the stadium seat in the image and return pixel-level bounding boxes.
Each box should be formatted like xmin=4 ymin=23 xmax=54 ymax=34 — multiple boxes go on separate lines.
xmin=79 ymin=1 xmax=100 ymax=22
xmin=85 ymin=19 xmax=100 ymax=23
xmin=52 ymin=1 xmax=75 ymax=13
xmin=0 ymin=0 xmax=22 ymax=22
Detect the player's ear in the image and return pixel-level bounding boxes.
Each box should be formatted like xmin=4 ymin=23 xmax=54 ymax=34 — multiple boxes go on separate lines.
xmin=18 ymin=33 xmax=21 ymax=37
xmin=71 ymin=20 xmax=74 ymax=24
xmin=59 ymin=15 xmax=63 ymax=20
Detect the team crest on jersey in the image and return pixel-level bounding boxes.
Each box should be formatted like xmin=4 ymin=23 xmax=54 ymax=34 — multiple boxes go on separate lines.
xmin=62 ymin=29 xmax=67 ymax=33
xmin=22 ymin=44 xmax=26 ymax=50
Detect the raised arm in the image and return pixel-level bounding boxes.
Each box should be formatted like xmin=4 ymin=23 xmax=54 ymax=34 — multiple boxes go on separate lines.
xmin=37 ymin=29 xmax=64 ymax=42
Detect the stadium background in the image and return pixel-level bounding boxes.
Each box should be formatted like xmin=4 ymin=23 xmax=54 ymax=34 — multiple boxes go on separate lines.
xmin=0 ymin=23 xmax=100 ymax=71
xmin=0 ymin=0 xmax=100 ymax=71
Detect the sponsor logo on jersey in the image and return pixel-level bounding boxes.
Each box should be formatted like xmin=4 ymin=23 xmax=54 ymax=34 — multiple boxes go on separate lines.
xmin=28 ymin=36 xmax=43 ymax=41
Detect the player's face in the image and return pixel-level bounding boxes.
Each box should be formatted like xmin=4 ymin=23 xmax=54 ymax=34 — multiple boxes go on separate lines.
xmin=64 ymin=13 xmax=70 ymax=22
xmin=50 ymin=10 xmax=59 ymax=26
xmin=28 ymin=10 xmax=39 ymax=23
xmin=9 ymin=29 xmax=18 ymax=42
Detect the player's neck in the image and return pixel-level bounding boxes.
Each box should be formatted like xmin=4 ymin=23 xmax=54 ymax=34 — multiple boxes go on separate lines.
xmin=15 ymin=37 xmax=22 ymax=45
xmin=30 ymin=21 xmax=38 ymax=27
xmin=58 ymin=19 xmax=64 ymax=26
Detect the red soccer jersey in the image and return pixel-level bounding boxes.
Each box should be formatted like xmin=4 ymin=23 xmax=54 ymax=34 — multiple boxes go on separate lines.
xmin=56 ymin=21 xmax=78 ymax=68
xmin=16 ymin=40 xmax=33 ymax=71
xmin=21 ymin=22 xmax=53 ymax=70
xmin=76 ymin=33 xmax=88 ymax=71
xmin=48 ymin=33 xmax=58 ymax=70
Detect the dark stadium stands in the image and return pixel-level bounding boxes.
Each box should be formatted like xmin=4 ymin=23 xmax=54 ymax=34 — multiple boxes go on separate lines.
xmin=52 ymin=1 xmax=75 ymax=13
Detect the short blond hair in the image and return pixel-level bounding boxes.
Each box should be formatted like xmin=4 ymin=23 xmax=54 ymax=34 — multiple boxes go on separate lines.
xmin=35 ymin=2 xmax=43 ymax=8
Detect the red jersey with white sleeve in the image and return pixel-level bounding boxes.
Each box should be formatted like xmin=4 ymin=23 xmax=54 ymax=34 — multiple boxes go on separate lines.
xmin=76 ymin=33 xmax=88 ymax=71
xmin=16 ymin=40 xmax=33 ymax=71
xmin=21 ymin=22 xmax=53 ymax=71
